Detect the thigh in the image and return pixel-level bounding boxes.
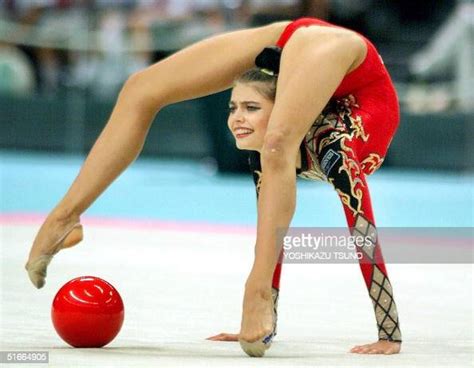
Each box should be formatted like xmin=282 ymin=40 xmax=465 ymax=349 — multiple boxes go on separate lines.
xmin=138 ymin=22 xmax=290 ymax=106
xmin=265 ymin=28 xmax=365 ymax=150
xmin=304 ymin=95 xmax=381 ymax=177
xmin=355 ymin=84 xmax=400 ymax=171
xmin=316 ymin=94 xmax=398 ymax=176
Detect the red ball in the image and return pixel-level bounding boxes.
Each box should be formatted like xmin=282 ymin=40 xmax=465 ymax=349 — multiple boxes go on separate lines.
xmin=51 ymin=276 xmax=124 ymax=348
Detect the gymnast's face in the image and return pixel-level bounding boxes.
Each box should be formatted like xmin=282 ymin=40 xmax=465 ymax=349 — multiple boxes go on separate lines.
xmin=227 ymin=82 xmax=274 ymax=152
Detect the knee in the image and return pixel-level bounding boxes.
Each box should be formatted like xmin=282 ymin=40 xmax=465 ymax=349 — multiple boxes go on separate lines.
xmin=122 ymin=71 xmax=146 ymax=99
xmin=121 ymin=70 xmax=166 ymax=111
xmin=260 ymin=131 xmax=295 ymax=171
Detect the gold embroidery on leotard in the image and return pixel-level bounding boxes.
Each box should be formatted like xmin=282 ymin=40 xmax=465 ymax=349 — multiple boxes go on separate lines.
xmin=298 ymin=96 xmax=368 ymax=215
xmin=361 ymin=153 xmax=384 ymax=175
xmin=254 ymin=170 xmax=263 ymax=194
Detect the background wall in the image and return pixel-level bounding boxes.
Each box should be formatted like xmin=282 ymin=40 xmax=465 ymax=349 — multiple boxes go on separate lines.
xmin=1 ymin=0 xmax=472 ymax=172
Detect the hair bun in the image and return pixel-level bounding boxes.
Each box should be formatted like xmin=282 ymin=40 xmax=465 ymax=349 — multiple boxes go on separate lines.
xmin=255 ymin=46 xmax=282 ymax=76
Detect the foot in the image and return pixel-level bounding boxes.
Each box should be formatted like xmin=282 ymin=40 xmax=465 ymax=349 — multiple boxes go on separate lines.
xmin=25 ymin=210 xmax=83 ymax=289
xmin=238 ymin=287 xmax=274 ymax=357
xmin=350 ymin=340 xmax=401 ymax=355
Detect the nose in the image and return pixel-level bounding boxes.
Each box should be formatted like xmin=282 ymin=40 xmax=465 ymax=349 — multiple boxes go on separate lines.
xmin=230 ymin=107 xmax=245 ymax=126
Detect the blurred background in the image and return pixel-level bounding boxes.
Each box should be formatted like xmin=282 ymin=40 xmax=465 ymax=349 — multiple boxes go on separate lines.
xmin=0 ymin=0 xmax=473 ymax=173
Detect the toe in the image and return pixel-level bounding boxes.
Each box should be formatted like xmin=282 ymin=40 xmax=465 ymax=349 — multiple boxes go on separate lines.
xmin=28 ymin=271 xmax=45 ymax=289
xmin=25 ymin=256 xmax=51 ymax=289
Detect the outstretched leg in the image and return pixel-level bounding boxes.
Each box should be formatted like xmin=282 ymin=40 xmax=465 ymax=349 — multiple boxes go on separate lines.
xmin=309 ymin=97 xmax=401 ymax=353
xmin=25 ymin=22 xmax=289 ymax=289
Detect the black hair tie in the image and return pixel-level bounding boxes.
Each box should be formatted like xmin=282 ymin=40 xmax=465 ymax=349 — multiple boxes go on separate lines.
xmin=255 ymin=46 xmax=282 ymax=76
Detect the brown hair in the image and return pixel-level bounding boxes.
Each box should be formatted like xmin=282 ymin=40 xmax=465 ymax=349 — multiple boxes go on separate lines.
xmin=234 ymin=68 xmax=277 ymax=101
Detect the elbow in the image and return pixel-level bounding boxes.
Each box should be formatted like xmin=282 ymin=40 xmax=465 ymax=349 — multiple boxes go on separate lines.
xmin=260 ymin=130 xmax=297 ymax=172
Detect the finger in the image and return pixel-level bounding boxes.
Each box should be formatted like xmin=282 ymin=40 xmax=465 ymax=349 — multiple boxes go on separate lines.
xmin=206 ymin=333 xmax=239 ymax=341
xmin=220 ymin=334 xmax=239 ymax=342
xmin=213 ymin=334 xmax=239 ymax=342
xmin=216 ymin=334 xmax=235 ymax=341
xmin=206 ymin=333 xmax=224 ymax=340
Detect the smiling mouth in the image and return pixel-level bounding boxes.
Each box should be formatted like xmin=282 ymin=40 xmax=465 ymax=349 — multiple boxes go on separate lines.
xmin=234 ymin=128 xmax=254 ymax=139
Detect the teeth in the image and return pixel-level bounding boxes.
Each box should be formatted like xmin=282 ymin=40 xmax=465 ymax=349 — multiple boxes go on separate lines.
xmin=235 ymin=128 xmax=253 ymax=134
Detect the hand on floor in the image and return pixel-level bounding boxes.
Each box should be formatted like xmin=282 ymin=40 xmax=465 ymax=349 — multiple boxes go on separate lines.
xmin=206 ymin=333 xmax=239 ymax=341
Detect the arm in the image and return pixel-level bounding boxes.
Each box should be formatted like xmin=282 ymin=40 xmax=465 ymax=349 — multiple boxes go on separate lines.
xmin=207 ymin=151 xmax=280 ymax=344
xmin=250 ymin=27 xmax=366 ymax=285
xmin=239 ymin=27 xmax=366 ymax=348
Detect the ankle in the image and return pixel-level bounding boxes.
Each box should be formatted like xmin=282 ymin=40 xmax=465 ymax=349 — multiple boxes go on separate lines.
xmin=51 ymin=205 xmax=80 ymax=225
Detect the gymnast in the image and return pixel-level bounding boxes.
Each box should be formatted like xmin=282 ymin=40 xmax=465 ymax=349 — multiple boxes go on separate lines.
xmin=26 ymin=17 xmax=402 ymax=357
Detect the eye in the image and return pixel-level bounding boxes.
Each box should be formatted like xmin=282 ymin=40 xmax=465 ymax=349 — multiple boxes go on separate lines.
xmin=228 ymin=106 xmax=236 ymax=113
xmin=247 ymin=106 xmax=261 ymax=111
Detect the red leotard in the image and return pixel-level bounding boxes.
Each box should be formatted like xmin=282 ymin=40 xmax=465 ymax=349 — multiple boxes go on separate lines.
xmin=276 ymin=17 xmax=399 ymax=160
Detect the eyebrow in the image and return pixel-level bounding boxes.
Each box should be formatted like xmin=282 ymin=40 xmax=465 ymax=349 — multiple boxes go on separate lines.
xmin=228 ymin=100 xmax=261 ymax=105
